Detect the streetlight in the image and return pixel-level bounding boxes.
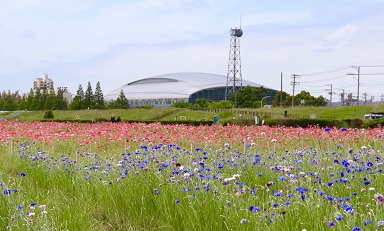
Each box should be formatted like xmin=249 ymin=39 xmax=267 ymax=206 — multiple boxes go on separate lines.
xmin=261 ymin=96 xmax=270 ymax=108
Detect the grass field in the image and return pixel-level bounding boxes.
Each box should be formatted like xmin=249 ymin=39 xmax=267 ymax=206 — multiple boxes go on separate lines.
xmin=1 ymin=121 xmax=384 ymax=230
xmin=4 ymin=104 xmax=384 ymax=123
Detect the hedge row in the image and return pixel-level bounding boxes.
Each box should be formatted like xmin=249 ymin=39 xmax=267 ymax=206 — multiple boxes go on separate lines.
xmin=38 ymin=118 xmax=384 ymax=129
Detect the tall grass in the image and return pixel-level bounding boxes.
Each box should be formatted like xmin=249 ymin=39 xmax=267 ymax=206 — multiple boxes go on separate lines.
xmin=0 ymin=122 xmax=383 ymax=230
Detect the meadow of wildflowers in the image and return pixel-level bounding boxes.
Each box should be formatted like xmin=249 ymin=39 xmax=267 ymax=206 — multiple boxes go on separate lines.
xmin=0 ymin=121 xmax=384 ymax=230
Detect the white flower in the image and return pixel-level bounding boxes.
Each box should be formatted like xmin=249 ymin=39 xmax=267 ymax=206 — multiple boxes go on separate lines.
xmin=27 ymin=213 xmax=35 ymax=217
xmin=224 ymin=177 xmax=235 ymax=183
xmin=272 ymin=138 xmax=277 ymax=143
xmin=233 ymin=174 xmax=241 ymax=178
xmin=183 ymin=173 xmax=191 ymax=178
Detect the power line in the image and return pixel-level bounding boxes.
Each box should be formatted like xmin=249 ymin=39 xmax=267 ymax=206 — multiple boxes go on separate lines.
xmin=300 ymin=74 xmax=347 ymax=83
xmin=299 ymin=66 xmax=350 ymax=76
xmin=358 ymin=65 xmax=384 ymax=67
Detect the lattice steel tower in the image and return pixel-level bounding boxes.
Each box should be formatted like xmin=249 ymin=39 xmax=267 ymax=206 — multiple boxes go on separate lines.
xmin=225 ymin=27 xmax=243 ymax=101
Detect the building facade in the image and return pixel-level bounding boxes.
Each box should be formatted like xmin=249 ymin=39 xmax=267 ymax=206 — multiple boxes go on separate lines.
xmin=105 ymin=72 xmax=277 ymax=108
xmin=33 ymin=73 xmax=54 ymax=91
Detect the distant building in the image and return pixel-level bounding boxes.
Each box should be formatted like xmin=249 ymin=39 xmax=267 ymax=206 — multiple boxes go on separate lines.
xmin=33 ymin=73 xmax=54 ymax=91
xmin=105 ymin=72 xmax=277 ymax=108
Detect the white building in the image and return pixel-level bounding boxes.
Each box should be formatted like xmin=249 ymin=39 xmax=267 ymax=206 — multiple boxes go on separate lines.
xmin=33 ymin=73 xmax=54 ymax=90
xmin=105 ymin=72 xmax=277 ymax=108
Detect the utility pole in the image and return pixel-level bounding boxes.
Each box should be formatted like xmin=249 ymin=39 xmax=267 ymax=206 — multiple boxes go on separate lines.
xmin=325 ymin=84 xmax=333 ymax=106
xmin=280 ymin=72 xmax=283 ymax=107
xmin=291 ymin=74 xmax=300 ymax=107
xmin=363 ymin=91 xmax=368 ymax=105
xmin=340 ymin=89 xmax=345 ymax=106
xmin=347 ymin=66 xmax=360 ymax=105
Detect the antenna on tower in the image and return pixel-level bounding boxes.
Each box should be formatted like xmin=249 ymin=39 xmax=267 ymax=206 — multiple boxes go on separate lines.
xmin=239 ymin=15 xmax=241 ymax=28
xmin=225 ymin=24 xmax=243 ymax=106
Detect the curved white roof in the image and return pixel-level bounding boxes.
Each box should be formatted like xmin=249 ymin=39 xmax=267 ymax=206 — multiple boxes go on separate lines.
xmin=105 ymin=72 xmax=265 ymax=100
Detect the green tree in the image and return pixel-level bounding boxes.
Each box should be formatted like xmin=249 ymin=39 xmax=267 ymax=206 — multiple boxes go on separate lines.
xmin=70 ymin=84 xmax=85 ymax=110
xmin=1 ymin=90 xmax=17 ymax=111
xmin=115 ymin=90 xmax=129 ymax=109
xmin=31 ymin=90 xmax=42 ymax=110
xmin=208 ymin=100 xmax=233 ymax=109
xmin=230 ymin=86 xmax=267 ymax=108
xmin=84 ymin=82 xmax=93 ymax=109
xmin=44 ymin=90 xmax=55 ymax=110
xmin=172 ymin=102 xmax=192 ymax=109
xmin=315 ymin=95 xmax=328 ymax=106
xmin=53 ymin=88 xmax=68 ymax=110
xmin=93 ymin=81 xmax=105 ymax=109
xmin=195 ymin=98 xmax=210 ymax=109
xmin=26 ymin=89 xmax=35 ymax=111
xmin=272 ymin=91 xmax=291 ymax=107
xmin=18 ymin=94 xmax=27 ymax=110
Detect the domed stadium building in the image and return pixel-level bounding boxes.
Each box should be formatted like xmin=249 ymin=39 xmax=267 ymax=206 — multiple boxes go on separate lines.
xmin=104 ymin=72 xmax=277 ymax=108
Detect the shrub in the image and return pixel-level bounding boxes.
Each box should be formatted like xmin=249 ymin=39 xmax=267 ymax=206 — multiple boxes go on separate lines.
xmin=43 ymin=110 xmax=54 ymax=119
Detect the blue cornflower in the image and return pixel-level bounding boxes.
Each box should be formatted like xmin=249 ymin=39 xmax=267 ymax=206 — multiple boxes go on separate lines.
xmin=328 ymin=221 xmax=335 ymax=227
xmin=3 ymin=189 xmax=11 ymax=195
xmin=364 ymin=219 xmax=372 ymax=226
xmin=161 ymin=162 xmax=169 ymax=167
xmin=284 ymin=201 xmax=291 ymax=205
xmin=30 ymin=202 xmax=37 ymax=207
xmin=249 ymin=205 xmax=260 ymax=212
xmin=335 ymin=215 xmax=344 ymax=221
xmin=327 ymin=195 xmax=334 ymax=201
xmin=175 ymin=199 xmax=180 ymax=204
xmin=273 ymin=203 xmax=279 ymax=207
xmin=20 ymin=172 xmax=26 ymax=177
xmin=364 ymin=181 xmax=371 ymax=185
xmin=275 ymin=192 xmax=282 ymax=197
xmin=352 ymin=226 xmax=361 ymax=231
xmin=203 ymin=183 xmax=210 ymax=191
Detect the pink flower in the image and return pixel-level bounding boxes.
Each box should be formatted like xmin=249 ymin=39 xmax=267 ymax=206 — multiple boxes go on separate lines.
xmin=374 ymin=193 xmax=384 ymax=204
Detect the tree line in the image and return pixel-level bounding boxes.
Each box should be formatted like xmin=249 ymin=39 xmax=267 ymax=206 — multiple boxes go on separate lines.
xmin=0 ymin=84 xmax=327 ymax=111
xmin=172 ymin=86 xmax=328 ymax=109
xmin=0 ymin=81 xmax=130 ymax=111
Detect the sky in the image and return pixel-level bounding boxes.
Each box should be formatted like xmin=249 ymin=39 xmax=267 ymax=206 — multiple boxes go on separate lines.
xmin=1 ymin=0 xmax=384 ymax=103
